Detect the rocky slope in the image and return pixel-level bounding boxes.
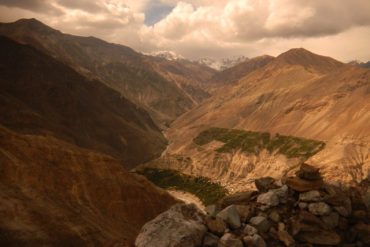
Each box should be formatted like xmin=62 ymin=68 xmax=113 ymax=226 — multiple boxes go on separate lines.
xmin=0 ymin=35 xmax=167 ymax=168
xmin=0 ymin=18 xmax=210 ymax=126
xmin=148 ymin=48 xmax=370 ymax=190
xmin=135 ymin=164 xmax=370 ymax=247
xmin=0 ymin=124 xmax=176 ymax=246
xmin=144 ymin=56 xmax=216 ymax=105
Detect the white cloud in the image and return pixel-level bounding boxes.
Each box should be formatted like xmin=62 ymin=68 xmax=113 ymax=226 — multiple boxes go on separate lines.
xmin=0 ymin=0 xmax=370 ymax=61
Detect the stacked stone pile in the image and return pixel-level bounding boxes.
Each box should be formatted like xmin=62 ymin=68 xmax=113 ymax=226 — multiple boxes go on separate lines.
xmin=135 ymin=164 xmax=370 ymax=247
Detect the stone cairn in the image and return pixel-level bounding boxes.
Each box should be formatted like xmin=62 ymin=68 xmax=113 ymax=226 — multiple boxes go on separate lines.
xmin=135 ymin=164 xmax=370 ymax=247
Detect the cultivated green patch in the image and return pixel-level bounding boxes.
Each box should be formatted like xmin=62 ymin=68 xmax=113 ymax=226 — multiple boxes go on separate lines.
xmin=193 ymin=127 xmax=325 ymax=159
xmin=138 ymin=168 xmax=228 ymax=205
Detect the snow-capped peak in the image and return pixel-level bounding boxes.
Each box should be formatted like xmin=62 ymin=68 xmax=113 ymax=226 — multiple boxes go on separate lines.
xmin=194 ymin=56 xmax=249 ymax=70
xmin=149 ymin=51 xmax=184 ymax=61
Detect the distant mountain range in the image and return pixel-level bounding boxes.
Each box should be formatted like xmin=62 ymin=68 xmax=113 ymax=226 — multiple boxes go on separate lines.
xmin=349 ymin=60 xmax=370 ymax=68
xmin=149 ymin=50 xmax=249 ymax=71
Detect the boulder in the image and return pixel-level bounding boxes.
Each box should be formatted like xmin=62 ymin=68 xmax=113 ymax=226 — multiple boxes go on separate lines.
xmin=270 ymin=185 xmax=289 ymax=203
xmin=216 ymin=205 xmax=241 ymax=229
xmin=242 ymin=234 xmax=266 ymax=247
xmin=277 ymin=229 xmax=295 ymax=247
xmin=297 ymin=230 xmax=341 ymax=245
xmin=218 ymin=233 xmax=243 ymax=247
xmin=202 ymin=232 xmax=219 ymax=247
xmin=334 ymin=206 xmax=350 ymax=217
xmin=298 ymin=202 xmax=308 ymax=209
xmin=135 ymin=203 xmax=206 ymax=247
xmin=235 ymin=205 xmax=253 ymax=222
xmin=299 ymin=190 xmax=321 ymax=202
xmin=286 ymin=177 xmax=323 ymax=192
xmin=249 ymin=216 xmax=271 ymax=233
xmin=257 ymin=191 xmax=279 ymax=207
xmin=205 ymin=216 xmax=226 ymax=236
xmin=308 ymin=202 xmax=332 ymax=216
xmin=205 ymin=204 xmax=220 ymax=217
xmin=255 ymin=177 xmax=276 ymax=192
xmin=296 ymin=163 xmax=321 ymax=180
xmin=322 ymin=212 xmax=339 ymax=229
xmin=243 ymin=224 xmax=258 ymax=236
xmin=269 ymin=210 xmax=281 ymax=223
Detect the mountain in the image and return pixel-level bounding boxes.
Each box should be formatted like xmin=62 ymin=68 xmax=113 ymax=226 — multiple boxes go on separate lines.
xmin=195 ymin=56 xmax=249 ymax=71
xmin=149 ymin=50 xmax=185 ymax=61
xmin=209 ymin=55 xmax=275 ymax=90
xmin=145 ymin=48 xmax=370 ymax=191
xmin=0 ymin=18 xmax=208 ymax=127
xmin=0 ymin=124 xmax=175 ymax=246
xmin=0 ymin=36 xmax=177 ymax=246
xmin=145 ymin=55 xmax=216 ymax=104
xmin=0 ymin=35 xmax=167 ymax=168
xmin=349 ymin=60 xmax=370 ymax=68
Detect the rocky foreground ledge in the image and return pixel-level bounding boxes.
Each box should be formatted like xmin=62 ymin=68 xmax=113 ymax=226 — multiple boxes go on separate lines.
xmin=135 ymin=164 xmax=370 ymax=247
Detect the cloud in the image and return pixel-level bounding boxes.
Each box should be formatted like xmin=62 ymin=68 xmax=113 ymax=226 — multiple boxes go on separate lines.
xmin=0 ymin=0 xmax=369 ymax=61
xmin=0 ymin=0 xmax=64 ymax=15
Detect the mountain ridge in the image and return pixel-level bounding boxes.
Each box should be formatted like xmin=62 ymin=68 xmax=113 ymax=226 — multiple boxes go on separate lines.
xmin=0 ymin=18 xmax=212 ymax=127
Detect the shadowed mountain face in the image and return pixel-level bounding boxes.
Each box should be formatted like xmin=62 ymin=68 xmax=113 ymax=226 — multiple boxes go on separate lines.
xmin=0 ymin=35 xmax=166 ymax=168
xmin=0 ymin=124 xmax=176 ymax=247
xmin=0 ymin=36 xmax=177 ymax=246
xmin=0 ymin=18 xmax=213 ymax=127
xmin=157 ymin=48 xmax=370 ymax=189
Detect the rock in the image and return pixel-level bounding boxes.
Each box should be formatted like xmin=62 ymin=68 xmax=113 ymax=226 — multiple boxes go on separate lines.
xmin=235 ymin=205 xmax=253 ymax=222
xmin=291 ymin=211 xmax=326 ymax=235
xmin=203 ymin=232 xmax=219 ymax=247
xmin=286 ymin=177 xmax=323 ymax=192
xmin=257 ymin=191 xmax=279 ymax=207
xmin=206 ymin=204 xmax=220 ymax=217
xmin=216 ymin=205 xmax=241 ymax=229
xmin=352 ymin=210 xmax=367 ymax=220
xmin=334 ymin=206 xmax=350 ymax=217
xmin=278 ymin=229 xmax=295 ymax=247
xmin=205 ymin=216 xmax=226 ymax=236
xmin=297 ymin=230 xmax=341 ymax=245
xmin=362 ymin=188 xmax=370 ymax=209
xmin=249 ymin=216 xmax=271 ymax=233
xmin=296 ymin=163 xmax=321 ymax=181
xmin=243 ymin=224 xmax=258 ymax=236
xmin=322 ymin=212 xmax=339 ymax=229
xmin=219 ymin=191 xmax=256 ymax=208
xmin=308 ymin=202 xmax=332 ymax=216
xmin=218 ymin=233 xmax=243 ymax=247
xmin=298 ymin=202 xmax=308 ymax=209
xmin=255 ymin=177 xmax=275 ymax=192
xmin=242 ymin=234 xmax=266 ymax=247
xmin=269 ymin=210 xmax=281 ymax=223
xmin=271 ymin=185 xmax=289 ymax=203
xmin=135 ymin=203 xmax=207 ymax=247
xmin=299 ymin=190 xmax=321 ymax=202
xmin=354 ymin=222 xmax=370 ymax=244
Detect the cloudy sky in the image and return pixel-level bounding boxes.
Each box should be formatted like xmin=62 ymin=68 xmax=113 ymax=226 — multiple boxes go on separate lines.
xmin=1 ymin=0 xmax=370 ymax=61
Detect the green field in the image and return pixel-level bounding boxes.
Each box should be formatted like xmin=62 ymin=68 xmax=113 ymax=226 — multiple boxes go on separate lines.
xmin=138 ymin=168 xmax=228 ymax=205
xmin=193 ymin=127 xmax=325 ymax=159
